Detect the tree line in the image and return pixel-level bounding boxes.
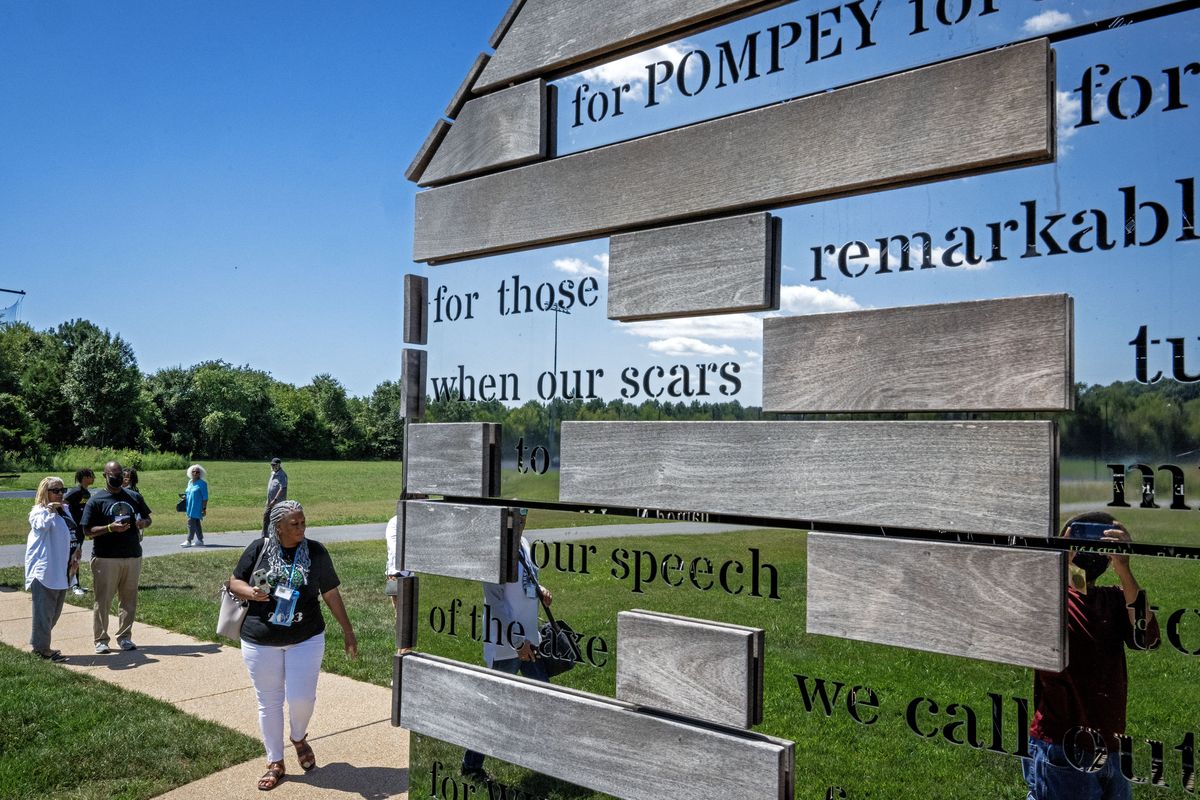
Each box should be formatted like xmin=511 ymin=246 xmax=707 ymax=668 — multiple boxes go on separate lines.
xmin=2 ymin=317 xmax=1196 ymax=466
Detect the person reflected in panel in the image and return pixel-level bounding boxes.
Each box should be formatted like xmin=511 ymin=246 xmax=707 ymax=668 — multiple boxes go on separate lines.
xmin=1023 ymin=512 xmax=1160 ymax=800
xmin=461 ymin=511 xmax=553 ymax=784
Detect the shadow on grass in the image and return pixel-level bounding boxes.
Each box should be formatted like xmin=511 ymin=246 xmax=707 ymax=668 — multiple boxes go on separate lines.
xmin=288 ymin=763 xmax=408 ymax=799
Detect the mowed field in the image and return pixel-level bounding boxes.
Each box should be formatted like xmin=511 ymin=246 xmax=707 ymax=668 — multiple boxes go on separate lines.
xmin=0 ymin=462 xmax=623 ymax=546
xmin=3 ymin=526 xmax=1196 ymax=799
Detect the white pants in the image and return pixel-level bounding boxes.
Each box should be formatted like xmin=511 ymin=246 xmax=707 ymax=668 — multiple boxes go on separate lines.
xmin=241 ymin=632 xmax=325 ymax=762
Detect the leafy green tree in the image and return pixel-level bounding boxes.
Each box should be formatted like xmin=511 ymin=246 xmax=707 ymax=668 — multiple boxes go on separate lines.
xmin=61 ymin=331 xmax=143 ymax=447
xmin=0 ymin=392 xmax=38 ymax=452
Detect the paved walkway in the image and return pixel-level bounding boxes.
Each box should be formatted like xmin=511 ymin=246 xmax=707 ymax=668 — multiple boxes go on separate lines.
xmin=0 ymin=585 xmax=409 ymax=799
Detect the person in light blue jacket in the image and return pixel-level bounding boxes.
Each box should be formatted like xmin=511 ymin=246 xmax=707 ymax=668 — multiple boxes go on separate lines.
xmin=181 ymin=464 xmax=209 ymax=547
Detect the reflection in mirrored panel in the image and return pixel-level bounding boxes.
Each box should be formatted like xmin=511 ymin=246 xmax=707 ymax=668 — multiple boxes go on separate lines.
xmin=404 ymin=5 xmax=1200 ymax=798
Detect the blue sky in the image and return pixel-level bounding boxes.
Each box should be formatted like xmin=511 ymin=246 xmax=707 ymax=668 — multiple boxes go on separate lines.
xmin=1 ymin=1 xmax=501 ymax=395
xmin=3 ymin=1 xmax=1197 ymax=403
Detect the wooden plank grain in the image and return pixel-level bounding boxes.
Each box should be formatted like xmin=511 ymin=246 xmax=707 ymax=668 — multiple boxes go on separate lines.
xmin=609 ymin=212 xmax=780 ymax=321
xmin=559 ymin=421 xmax=1058 ymax=537
xmin=763 ymin=294 xmax=1074 ymax=413
xmin=405 ymin=119 xmax=451 ymax=185
xmin=475 ymin=0 xmax=773 ymax=92
xmin=414 ymin=41 xmax=1053 ymax=263
xmin=403 ymin=274 xmax=428 ymax=345
xmin=488 ymin=0 xmax=526 ymax=49
xmin=398 ymin=654 xmax=794 ymax=800
xmin=445 ymin=53 xmax=491 ymax=120
xmin=617 ymin=610 xmax=763 ymax=728
xmin=807 ymin=533 xmax=1066 ymax=670
xmin=403 ymin=501 xmax=519 ymax=584
xmin=401 ymin=349 xmax=427 ymax=420
xmin=407 ymin=422 xmax=501 ymax=497
xmin=420 ymin=80 xmax=548 ymax=186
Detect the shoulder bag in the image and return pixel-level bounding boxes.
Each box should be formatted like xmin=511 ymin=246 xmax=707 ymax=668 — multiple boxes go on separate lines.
xmin=537 ymin=597 xmax=580 ymax=678
xmin=217 ymin=541 xmax=268 ymax=640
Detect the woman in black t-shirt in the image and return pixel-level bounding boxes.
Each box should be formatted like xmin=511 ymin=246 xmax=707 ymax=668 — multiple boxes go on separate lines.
xmin=228 ymin=500 xmax=358 ymax=791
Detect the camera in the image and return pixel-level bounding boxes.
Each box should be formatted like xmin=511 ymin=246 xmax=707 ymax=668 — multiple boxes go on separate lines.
xmin=251 ymin=569 xmax=271 ymax=593
xmin=1069 ymin=521 xmax=1112 ymax=540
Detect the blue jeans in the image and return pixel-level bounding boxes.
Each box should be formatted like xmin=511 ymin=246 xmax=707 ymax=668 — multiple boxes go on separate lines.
xmin=1023 ymin=737 xmax=1131 ymax=800
xmin=462 ymin=656 xmax=548 ymax=773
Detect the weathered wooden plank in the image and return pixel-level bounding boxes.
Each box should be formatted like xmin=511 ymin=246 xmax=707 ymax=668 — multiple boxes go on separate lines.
xmin=763 ymin=294 xmax=1074 ymax=413
xmin=393 ymin=574 xmax=419 ymax=650
xmin=400 ymin=349 xmax=427 ymax=420
xmin=397 ymin=654 xmax=794 ymax=800
xmin=403 ymin=274 xmax=429 ymax=345
xmin=475 ymin=0 xmax=772 ymax=92
xmin=406 ymin=422 xmax=501 ymax=497
xmin=559 ymin=421 xmax=1058 ymax=537
xmin=445 ymin=52 xmax=490 ymax=120
xmin=609 ymin=212 xmax=780 ymax=321
xmin=617 ymin=610 xmax=763 ymax=728
xmin=420 ymin=80 xmax=548 ymax=186
xmin=403 ymin=501 xmax=520 ymax=584
xmin=807 ymin=533 xmax=1066 ymax=670
xmin=415 ymin=42 xmax=1053 ymax=263
xmin=405 ymin=119 xmax=451 ymax=185
xmin=488 ymin=0 xmax=526 ymax=49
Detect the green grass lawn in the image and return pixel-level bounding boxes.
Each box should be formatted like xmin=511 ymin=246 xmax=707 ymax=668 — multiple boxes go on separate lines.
xmin=0 ymin=642 xmax=261 ymax=800
xmin=0 ymin=463 xmax=638 ymax=546
xmin=3 ymin=529 xmax=1195 ymax=799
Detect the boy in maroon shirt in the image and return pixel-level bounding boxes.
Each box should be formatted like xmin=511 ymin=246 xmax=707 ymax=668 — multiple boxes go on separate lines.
xmin=1023 ymin=512 xmax=1160 ymax=800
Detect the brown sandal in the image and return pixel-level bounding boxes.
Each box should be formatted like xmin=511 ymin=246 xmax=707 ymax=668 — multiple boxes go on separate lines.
xmin=258 ymin=761 xmax=285 ymax=791
xmin=291 ymin=735 xmax=316 ymax=771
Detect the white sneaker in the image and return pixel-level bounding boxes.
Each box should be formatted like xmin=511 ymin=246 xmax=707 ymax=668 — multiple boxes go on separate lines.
xmin=180 ymin=540 xmax=192 ymax=547
xmin=95 ymin=642 xmax=111 ymax=654
xmin=72 ymin=586 xmax=87 ymax=596
xmin=118 ymin=639 xmax=136 ymax=651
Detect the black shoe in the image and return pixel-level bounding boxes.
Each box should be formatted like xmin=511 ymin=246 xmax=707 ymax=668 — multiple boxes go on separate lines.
xmin=460 ymin=766 xmax=491 ymax=784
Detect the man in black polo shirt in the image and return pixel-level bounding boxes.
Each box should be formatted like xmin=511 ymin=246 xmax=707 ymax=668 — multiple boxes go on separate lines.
xmin=80 ymin=461 xmax=151 ymax=654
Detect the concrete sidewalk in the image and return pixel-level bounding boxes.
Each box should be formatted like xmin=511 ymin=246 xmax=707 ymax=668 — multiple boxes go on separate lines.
xmin=0 ymin=585 xmax=409 ymax=799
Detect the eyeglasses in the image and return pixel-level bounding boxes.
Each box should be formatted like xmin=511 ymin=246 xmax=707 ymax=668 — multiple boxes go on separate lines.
xmin=48 ymin=487 xmax=65 ymax=494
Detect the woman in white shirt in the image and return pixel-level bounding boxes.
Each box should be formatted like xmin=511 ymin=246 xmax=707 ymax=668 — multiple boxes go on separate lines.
xmin=26 ymin=476 xmax=76 ymax=662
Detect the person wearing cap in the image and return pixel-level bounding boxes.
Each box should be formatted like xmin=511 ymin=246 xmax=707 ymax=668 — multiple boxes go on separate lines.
xmin=261 ymin=458 xmax=288 ymax=537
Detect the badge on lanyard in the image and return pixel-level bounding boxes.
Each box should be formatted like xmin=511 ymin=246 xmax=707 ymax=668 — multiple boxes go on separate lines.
xmin=268 ymin=559 xmax=301 ymax=626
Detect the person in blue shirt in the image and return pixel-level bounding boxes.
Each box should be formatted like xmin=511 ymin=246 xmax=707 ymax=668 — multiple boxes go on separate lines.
xmin=181 ymin=464 xmax=209 ymax=547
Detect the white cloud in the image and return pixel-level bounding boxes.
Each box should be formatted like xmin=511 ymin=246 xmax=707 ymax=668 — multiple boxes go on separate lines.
xmin=1022 ymin=9 xmax=1072 ymax=33
xmin=777 ymin=284 xmax=861 ymax=314
xmin=646 ymin=337 xmax=738 ymax=357
xmin=621 ymin=313 xmax=762 ymax=342
xmin=573 ymin=43 xmax=693 ymax=103
xmin=552 ymin=253 xmax=608 ymax=277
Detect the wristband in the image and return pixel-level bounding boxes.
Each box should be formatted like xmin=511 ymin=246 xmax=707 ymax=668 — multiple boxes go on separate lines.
xmin=106 ymin=524 xmax=112 ymax=533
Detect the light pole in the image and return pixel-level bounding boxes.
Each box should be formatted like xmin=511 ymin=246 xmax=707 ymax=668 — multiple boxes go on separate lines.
xmin=548 ymin=301 xmax=571 ymax=464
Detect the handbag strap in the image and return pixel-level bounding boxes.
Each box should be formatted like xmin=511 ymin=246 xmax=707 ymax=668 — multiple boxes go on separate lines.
xmin=228 ymin=539 xmax=270 ymax=598
xmin=516 ymin=544 xmax=559 ymax=634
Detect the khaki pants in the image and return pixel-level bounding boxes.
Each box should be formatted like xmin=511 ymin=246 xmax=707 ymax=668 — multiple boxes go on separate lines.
xmin=91 ymin=556 xmax=141 ymax=644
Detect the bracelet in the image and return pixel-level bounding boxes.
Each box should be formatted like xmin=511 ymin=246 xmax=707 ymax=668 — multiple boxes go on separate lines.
xmin=106 ymin=524 xmax=112 ymax=533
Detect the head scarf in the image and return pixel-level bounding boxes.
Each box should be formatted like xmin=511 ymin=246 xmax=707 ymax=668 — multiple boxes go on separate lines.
xmin=264 ymin=500 xmax=310 ymax=588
